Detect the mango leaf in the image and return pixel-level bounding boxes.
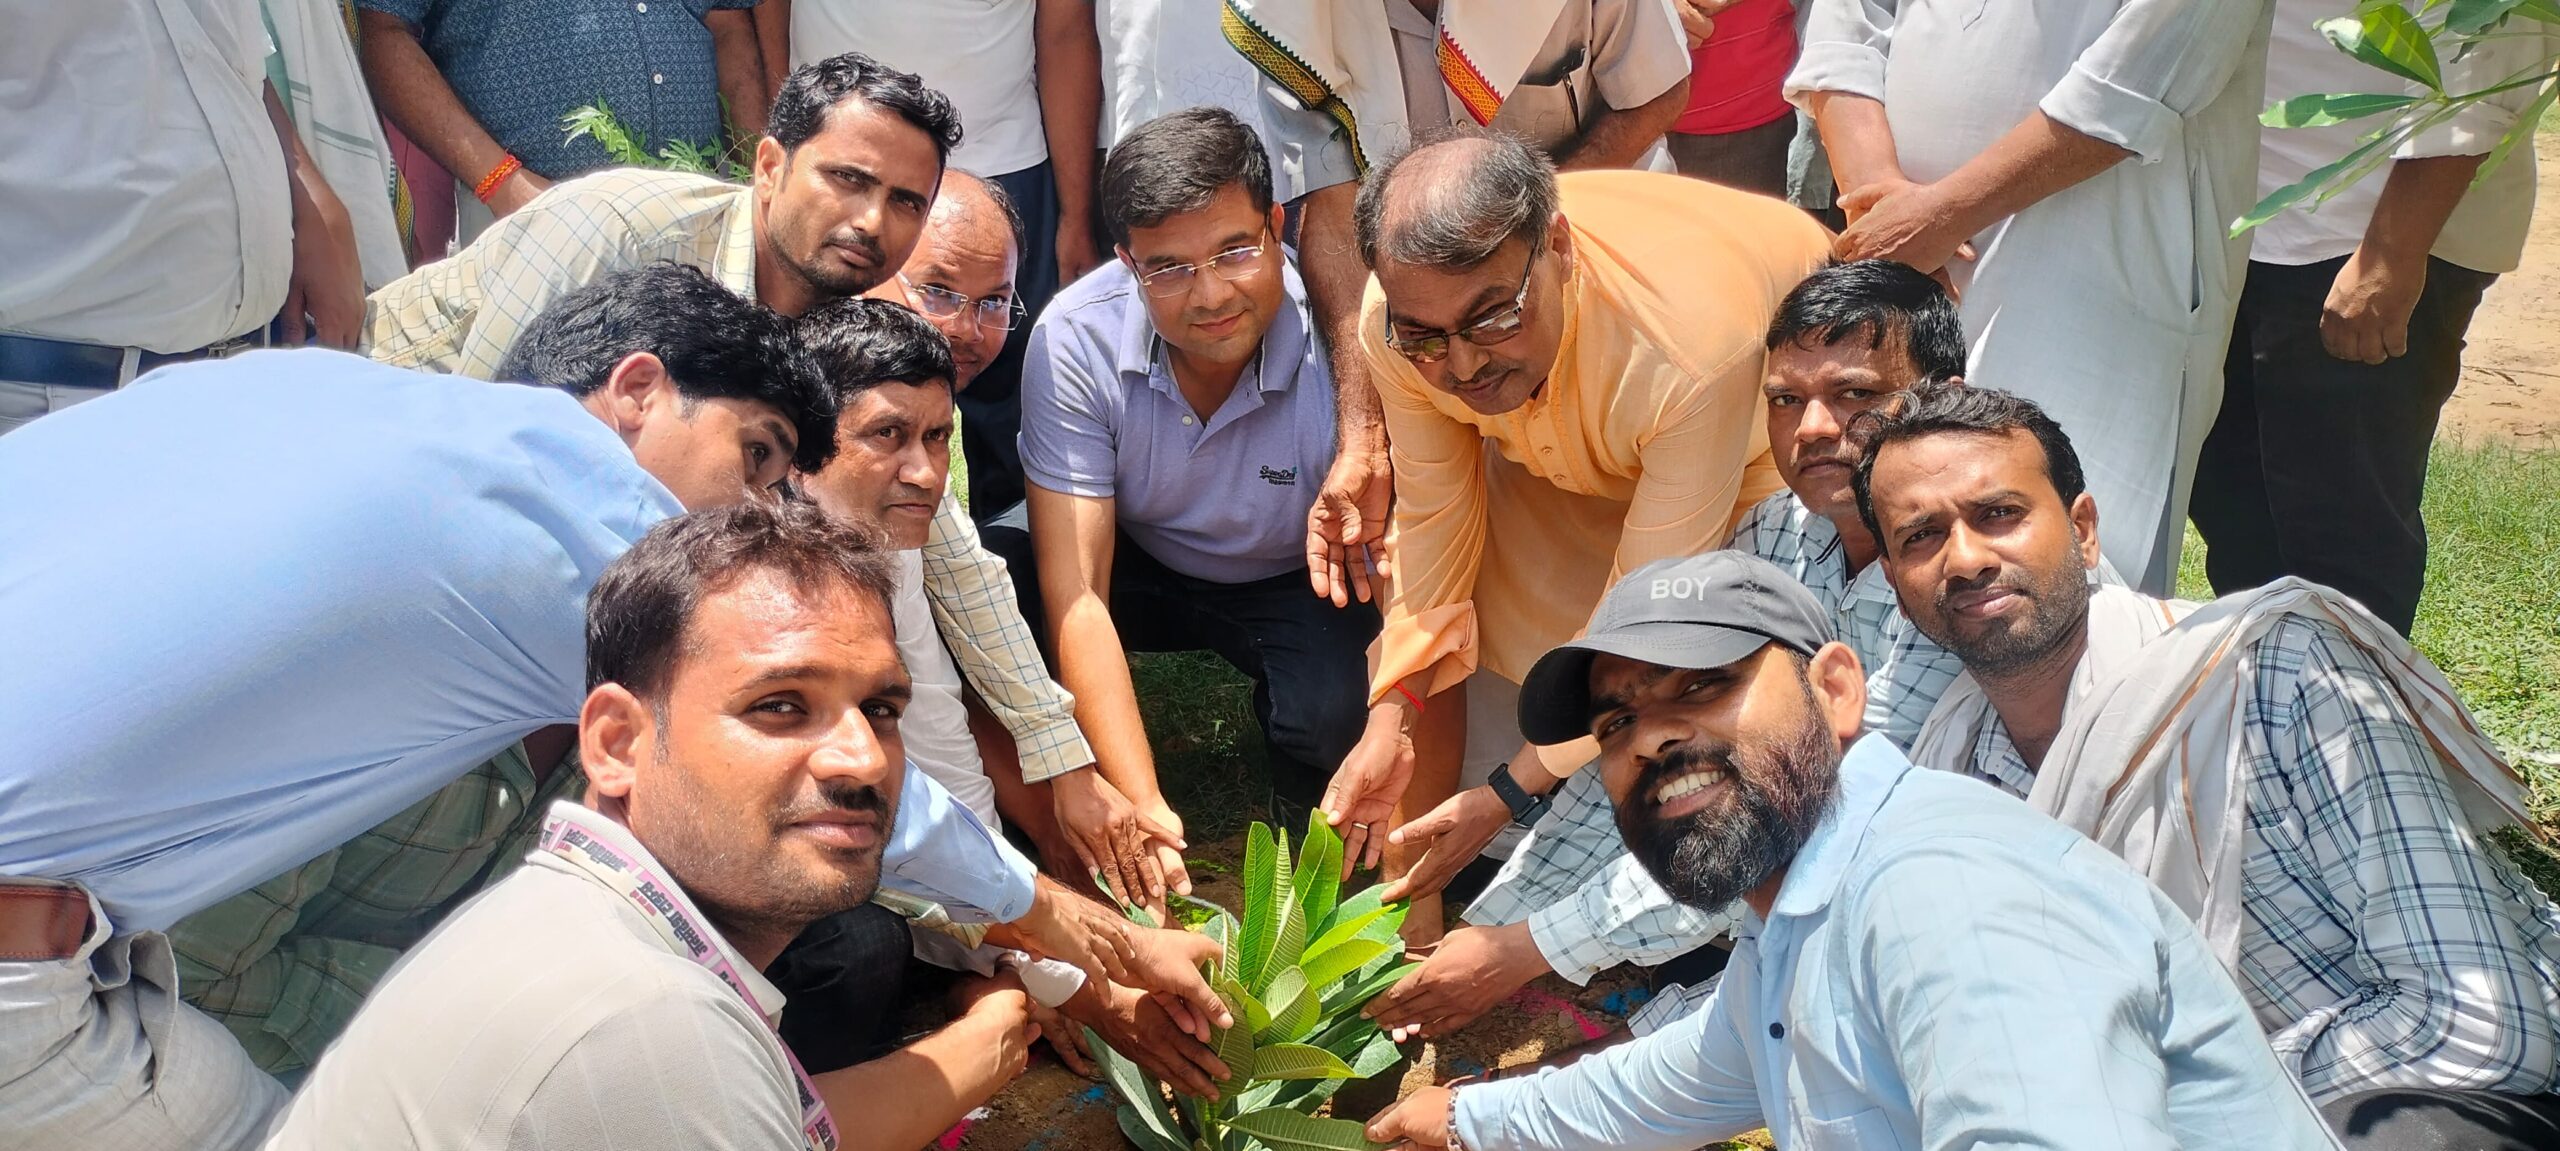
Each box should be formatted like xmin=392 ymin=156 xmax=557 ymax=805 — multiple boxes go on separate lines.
xmin=1119 ymin=1106 xmax=1190 ymax=1151
xmin=1219 ymin=975 xmax=1273 ymax=1037
xmin=2448 ymin=0 xmax=2526 ymax=34
xmin=1214 ymin=984 xmax=1259 ymax=1088
xmin=1239 ymin=822 xmax=1280 ymax=989
xmin=1224 ymin=1108 xmax=1392 ymax=1151
xmin=1322 ymin=958 xmax=1422 ymax=1018
xmin=1297 ymin=936 xmax=1391 ymax=996
xmin=2232 ymin=131 xmax=2396 ymax=234
xmin=1087 ymin=1027 xmax=1185 ymax=1145
xmin=2518 ymin=0 xmax=2560 ymax=22
xmin=1258 ymin=966 xmax=1319 ymax=1043
xmin=2260 ymin=91 xmax=2418 ymax=128
xmin=1299 ymin=902 xmax=1393 ymax=967
xmin=2321 ymin=9 xmax=2442 ymax=91
xmin=2473 ymin=83 xmax=2558 ymax=185
xmin=1259 ymin=880 xmax=1308 ymax=995
xmin=1196 ymin=907 xmax=1241 ymax=984
xmin=1245 ymin=1043 xmax=1360 ymax=1082
xmin=1293 ymin=812 xmax=1343 ymax=940
xmin=1310 ymin=883 xmax=1385 ymax=942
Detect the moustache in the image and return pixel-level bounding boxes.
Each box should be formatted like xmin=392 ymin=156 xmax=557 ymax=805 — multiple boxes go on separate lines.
xmin=826 ymin=229 xmax=885 ymax=265
xmin=1631 ymin=742 xmax=1738 ymax=814
xmin=775 ymin=780 xmax=892 ymax=829
xmin=1936 ymin=568 xmax=2034 ymax=612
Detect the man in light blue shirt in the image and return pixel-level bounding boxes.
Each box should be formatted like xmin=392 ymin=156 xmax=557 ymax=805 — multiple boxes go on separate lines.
xmin=1365 ymin=550 xmax=2338 ymax=1151
xmin=0 ymin=264 xmax=1043 ymax=1151
xmin=1007 ymin=107 xmax=1375 ymax=827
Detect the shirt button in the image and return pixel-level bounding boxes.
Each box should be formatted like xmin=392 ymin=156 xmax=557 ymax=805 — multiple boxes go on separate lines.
xmin=652 ymin=73 xmax=665 ymax=85
xmin=634 ymin=1 xmax=646 ymax=9
xmin=1180 ymin=415 xmax=1196 ymax=426
xmin=1768 ymin=1022 xmax=1786 ymax=1039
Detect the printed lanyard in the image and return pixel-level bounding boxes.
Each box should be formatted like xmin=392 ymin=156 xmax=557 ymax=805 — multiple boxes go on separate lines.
xmin=539 ymin=814 xmax=842 ymax=1151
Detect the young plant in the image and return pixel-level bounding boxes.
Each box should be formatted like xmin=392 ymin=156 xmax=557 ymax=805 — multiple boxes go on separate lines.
xmin=1091 ymin=813 xmax=1419 ymax=1151
xmin=561 ymin=99 xmax=752 ymax=181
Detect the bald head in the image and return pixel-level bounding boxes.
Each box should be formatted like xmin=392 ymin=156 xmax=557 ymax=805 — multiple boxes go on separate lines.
xmin=1354 ymin=134 xmax=1558 ymax=271
xmin=868 ymin=170 xmax=1022 ymax=389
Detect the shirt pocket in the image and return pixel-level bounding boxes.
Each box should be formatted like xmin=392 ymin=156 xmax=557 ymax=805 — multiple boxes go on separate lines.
xmin=1792 ymin=1106 xmax=1908 ymax=1151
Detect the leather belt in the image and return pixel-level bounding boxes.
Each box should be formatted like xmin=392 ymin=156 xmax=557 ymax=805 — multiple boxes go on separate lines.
xmin=0 ymin=882 xmax=91 ymax=962
xmin=0 ymin=329 xmax=271 ymax=391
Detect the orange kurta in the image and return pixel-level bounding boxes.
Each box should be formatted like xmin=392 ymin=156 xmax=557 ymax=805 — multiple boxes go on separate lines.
xmin=1363 ymin=170 xmax=1829 ymax=718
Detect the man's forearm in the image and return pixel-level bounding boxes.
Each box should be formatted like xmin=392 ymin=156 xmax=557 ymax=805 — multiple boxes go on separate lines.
xmin=813 ymin=1024 xmax=1013 ymax=1150
xmin=753 ymin=0 xmax=793 ymax=106
xmin=1556 ymin=76 xmax=1690 ymax=171
xmin=1931 ymin=111 xmax=2131 ymax=238
xmin=356 ymin=11 xmax=512 ymax=186
xmin=1034 ymin=0 xmax=1103 ymax=238
xmin=2361 ymin=153 xmax=2488 ymax=263
xmin=707 ymin=9 xmax=770 ymax=141
xmin=1296 ymin=181 xmax=1389 ymax=459
xmin=1048 ymin=592 xmax=1162 ymax=805
xmin=1805 ymin=90 xmax=1902 ymax=193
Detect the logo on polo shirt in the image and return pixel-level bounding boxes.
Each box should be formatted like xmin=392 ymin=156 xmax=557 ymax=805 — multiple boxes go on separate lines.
xmin=1259 ymin=465 xmax=1299 ymax=486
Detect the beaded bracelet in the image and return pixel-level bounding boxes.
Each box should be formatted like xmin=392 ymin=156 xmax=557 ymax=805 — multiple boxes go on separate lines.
xmin=1445 ymin=1087 xmax=1468 ymax=1151
xmin=473 ymin=154 xmax=523 ymax=203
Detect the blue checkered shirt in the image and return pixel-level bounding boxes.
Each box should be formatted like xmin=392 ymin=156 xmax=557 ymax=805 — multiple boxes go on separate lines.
xmin=1462 ymin=491 xmax=1967 ymax=987
xmin=355 ymin=0 xmax=755 ymax=180
xmin=1957 ymin=615 xmax=2560 ymax=1101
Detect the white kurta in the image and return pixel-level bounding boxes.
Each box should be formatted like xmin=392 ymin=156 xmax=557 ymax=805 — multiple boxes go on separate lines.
xmin=1788 ymin=0 xmax=2275 ymax=592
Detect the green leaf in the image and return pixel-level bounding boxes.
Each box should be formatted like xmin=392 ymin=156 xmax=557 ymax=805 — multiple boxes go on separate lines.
xmin=2231 ymin=130 xmax=2397 ymax=234
xmin=1219 ymin=975 xmax=1274 ymax=1037
xmin=2473 ymin=83 xmax=2559 ymax=185
xmin=1310 ymin=883 xmax=1385 ymax=942
xmin=1196 ymin=907 xmax=1241 ymax=984
xmin=1297 ymin=936 xmax=1391 ymax=995
xmin=1300 ymin=903 xmax=1393 ymax=967
xmin=2516 ymin=0 xmax=2560 ymax=22
xmin=1322 ymin=959 xmax=1422 ymax=1018
xmin=2447 ymin=0 xmax=2526 ymax=34
xmin=1260 ymin=966 xmax=1320 ymax=1043
xmin=1259 ymin=879 xmax=1308 ymax=995
xmin=1088 ymin=1027 xmax=1186 ymax=1145
xmin=1213 ymin=984 xmax=1259 ymax=1087
xmin=1245 ymin=1043 xmax=1359 ymax=1082
xmin=2259 ymin=91 xmax=2419 ymax=128
xmin=1293 ymin=812 xmax=1342 ymax=939
xmin=1223 ymin=1108 xmax=1392 ymax=1151
xmin=1239 ymin=822 xmax=1280 ymax=989
xmin=1119 ymin=1105 xmax=1191 ymax=1151
xmin=2321 ymin=9 xmax=2442 ymax=91
xmin=1343 ymin=1026 xmax=1403 ymax=1078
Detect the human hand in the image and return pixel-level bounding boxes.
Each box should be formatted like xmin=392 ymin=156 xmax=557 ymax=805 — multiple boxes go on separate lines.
xmin=1306 ymin=431 xmax=1395 ymax=606
xmin=1004 ymin=879 xmax=1141 ymax=992
xmin=1834 ymin=178 xmax=1979 ymax=276
xmin=1379 ymin=785 xmax=1511 ymax=903
xmin=1056 ymin=217 xmax=1104 ymax=286
xmin=1324 ymin=706 xmax=1417 ymax=876
xmin=1026 ymin=991 xmax=1096 ymax=1077
xmin=1366 ymin=923 xmax=1549 ymax=1041
xmin=2322 ymin=243 xmax=2426 ymax=364
xmin=484 ymin=167 xmax=552 ymax=218
xmin=951 ymin=976 xmax=1040 ymax=1086
xmin=1050 ymin=767 xmax=1188 ymax=914
xmin=281 ymin=167 xmax=364 ymax=348
xmin=1117 ymin=925 xmax=1232 ymax=1041
xmin=1673 ymin=0 xmax=1739 ymax=49
xmin=1366 ymin=1085 xmax=1456 ymax=1150
xmin=1061 ymin=978 xmax=1233 ymax=1098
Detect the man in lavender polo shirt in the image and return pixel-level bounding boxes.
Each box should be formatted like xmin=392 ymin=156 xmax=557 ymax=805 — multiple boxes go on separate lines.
xmin=1008 ymin=107 xmax=1376 ymax=827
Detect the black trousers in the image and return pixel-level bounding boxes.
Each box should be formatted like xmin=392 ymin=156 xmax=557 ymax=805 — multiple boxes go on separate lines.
xmin=766 ymin=902 xmax=915 ymax=1075
xmin=985 ymin=521 xmax=1379 ymax=813
xmin=2325 ymin=1087 xmax=2560 ymax=1150
xmin=2190 ymin=255 xmax=2497 ymax=635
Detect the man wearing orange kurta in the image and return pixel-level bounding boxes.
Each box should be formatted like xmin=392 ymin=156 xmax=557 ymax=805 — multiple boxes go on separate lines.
xmin=1320 ymin=136 xmax=1827 ymax=1037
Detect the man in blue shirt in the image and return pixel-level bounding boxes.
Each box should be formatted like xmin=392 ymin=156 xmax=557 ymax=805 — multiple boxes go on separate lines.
xmin=1364 ymin=550 xmax=2339 ymax=1151
xmin=0 ymin=263 xmax=994 ymax=1151
xmin=1007 ymin=107 xmax=1377 ymax=832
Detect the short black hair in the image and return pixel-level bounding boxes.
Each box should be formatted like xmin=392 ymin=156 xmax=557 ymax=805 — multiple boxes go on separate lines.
xmin=769 ymin=51 xmax=962 ymax=162
xmin=799 ymin=298 xmax=956 ymax=405
xmin=498 ymin=263 xmax=839 ymax=473
xmin=1099 ymin=107 xmax=1273 ymax=249
xmin=1765 ymin=260 xmax=1967 ymax=381
xmin=586 ymin=500 xmax=898 ymax=700
xmin=1850 ymin=383 xmax=2089 ymax=548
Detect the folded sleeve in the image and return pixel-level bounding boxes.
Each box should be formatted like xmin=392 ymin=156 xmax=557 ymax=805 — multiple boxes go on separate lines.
xmin=1785 ymin=0 xmax=1898 ymax=106
xmin=1591 ymin=0 xmax=1698 ymax=110
xmin=1017 ymin=318 xmax=1123 ymax=499
xmin=2394 ymin=16 xmax=2557 ymax=160
xmin=2037 ymin=0 xmax=2271 ymax=165
xmin=881 ymin=760 xmax=1037 ymax=923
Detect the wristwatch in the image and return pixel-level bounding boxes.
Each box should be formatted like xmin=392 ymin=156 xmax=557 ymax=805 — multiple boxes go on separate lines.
xmin=1486 ymin=762 xmax=1551 ymax=828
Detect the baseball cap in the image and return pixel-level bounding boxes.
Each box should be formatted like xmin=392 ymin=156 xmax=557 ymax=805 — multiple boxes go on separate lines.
xmin=1516 ymin=550 xmax=1836 ymax=745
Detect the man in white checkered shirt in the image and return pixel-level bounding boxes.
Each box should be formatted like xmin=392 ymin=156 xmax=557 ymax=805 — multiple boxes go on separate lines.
xmin=1862 ymin=382 xmax=2560 ymax=1147
xmin=1372 ymin=261 xmax=1985 ymax=1041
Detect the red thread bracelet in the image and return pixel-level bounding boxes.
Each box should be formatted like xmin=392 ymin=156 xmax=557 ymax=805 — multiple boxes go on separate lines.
xmin=473 ymin=154 xmax=523 ymax=203
xmin=1393 ymin=682 xmax=1427 ymax=713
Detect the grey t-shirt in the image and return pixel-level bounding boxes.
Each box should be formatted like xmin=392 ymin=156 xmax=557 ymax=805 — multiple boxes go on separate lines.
xmin=1018 ymin=259 xmax=1337 ymax=585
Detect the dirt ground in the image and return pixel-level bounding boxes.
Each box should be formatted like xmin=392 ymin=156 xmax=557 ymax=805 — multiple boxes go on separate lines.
xmin=952 ymin=140 xmax=2560 ymax=1151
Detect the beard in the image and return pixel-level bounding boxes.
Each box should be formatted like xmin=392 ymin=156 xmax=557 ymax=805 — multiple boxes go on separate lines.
xmin=1615 ymin=677 xmax=1843 ymax=913
xmin=1927 ymin=553 xmax=2091 ymax=677
xmin=644 ymin=763 xmax=894 ymax=944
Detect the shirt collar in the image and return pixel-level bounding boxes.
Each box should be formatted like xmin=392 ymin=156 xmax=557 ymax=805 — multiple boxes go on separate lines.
xmin=1767 ymin=733 xmax=1912 ymax=922
xmin=535 ymin=800 xmax=789 ymax=1023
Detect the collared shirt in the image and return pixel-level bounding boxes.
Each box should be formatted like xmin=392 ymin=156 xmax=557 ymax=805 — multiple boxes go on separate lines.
xmin=1948 ymin=613 xmax=2560 ymax=1101
xmin=791 ymin=0 xmax=1045 ymax=177
xmin=364 ymin=167 xmax=1094 ymax=783
xmin=1364 ymin=170 xmax=1819 ymax=706
xmin=1381 ymin=0 xmax=1692 ymax=159
xmin=0 ymin=349 xmax=679 ymax=935
xmin=262 ymin=801 xmax=810 ymax=1150
xmin=1456 ymin=735 xmax=2341 ymax=1151
xmin=0 ymin=0 xmax=290 ymax=351
xmin=1019 ymin=256 xmax=1337 ymax=585
xmin=893 ymin=547 xmax=993 ymax=825
xmin=2253 ymin=0 xmax=2551 ymax=273
xmin=1729 ymin=490 xmax=1964 ymax=750
xmin=352 ymin=0 xmax=756 ymax=181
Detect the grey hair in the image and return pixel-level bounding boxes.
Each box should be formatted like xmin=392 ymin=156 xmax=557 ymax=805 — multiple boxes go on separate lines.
xmin=1353 ymin=132 xmax=1557 ymax=270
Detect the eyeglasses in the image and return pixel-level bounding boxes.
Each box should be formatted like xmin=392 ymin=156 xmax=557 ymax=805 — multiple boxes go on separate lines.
xmin=898 ymin=274 xmax=1026 ymax=333
xmin=1132 ymin=231 xmax=1272 ymax=298
xmin=1381 ymin=243 xmax=1540 ymax=364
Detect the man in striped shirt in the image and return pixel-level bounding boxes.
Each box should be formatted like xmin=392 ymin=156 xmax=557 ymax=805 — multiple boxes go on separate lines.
xmin=1860 ymin=384 xmax=2560 ymax=1147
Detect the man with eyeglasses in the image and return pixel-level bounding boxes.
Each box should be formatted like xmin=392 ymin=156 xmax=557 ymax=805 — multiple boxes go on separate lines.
xmin=1015 ymin=107 xmax=1378 ymax=842
xmin=1317 ymin=134 xmax=1830 ymax=1033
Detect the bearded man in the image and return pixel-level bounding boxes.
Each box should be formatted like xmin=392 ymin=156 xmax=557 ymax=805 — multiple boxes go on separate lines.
xmin=1361 ymin=550 xmax=2338 ymax=1150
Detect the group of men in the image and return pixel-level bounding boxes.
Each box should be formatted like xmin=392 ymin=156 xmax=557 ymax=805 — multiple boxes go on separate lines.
xmin=4 ymin=4 xmax=2559 ymax=1151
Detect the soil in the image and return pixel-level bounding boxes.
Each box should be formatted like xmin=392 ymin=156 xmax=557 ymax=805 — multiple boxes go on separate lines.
xmin=952 ymin=140 xmax=2560 ymax=1151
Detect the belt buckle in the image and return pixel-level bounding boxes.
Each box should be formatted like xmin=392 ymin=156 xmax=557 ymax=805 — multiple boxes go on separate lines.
xmin=200 ymin=336 xmax=256 ymax=360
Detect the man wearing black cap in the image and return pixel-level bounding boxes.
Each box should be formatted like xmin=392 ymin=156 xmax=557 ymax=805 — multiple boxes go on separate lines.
xmin=1363 ymin=550 xmax=2338 ymax=1151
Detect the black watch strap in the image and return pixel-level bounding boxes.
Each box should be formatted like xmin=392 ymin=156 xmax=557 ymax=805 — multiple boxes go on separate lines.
xmin=1487 ymin=761 xmax=1550 ymax=828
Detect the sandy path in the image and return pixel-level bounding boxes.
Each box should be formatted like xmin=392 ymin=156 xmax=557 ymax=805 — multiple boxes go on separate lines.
xmin=2442 ymin=136 xmax=2558 ymax=447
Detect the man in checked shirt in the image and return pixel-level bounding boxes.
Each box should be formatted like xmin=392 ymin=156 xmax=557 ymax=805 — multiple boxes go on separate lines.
xmin=1864 ymin=383 xmax=2560 ymax=1147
